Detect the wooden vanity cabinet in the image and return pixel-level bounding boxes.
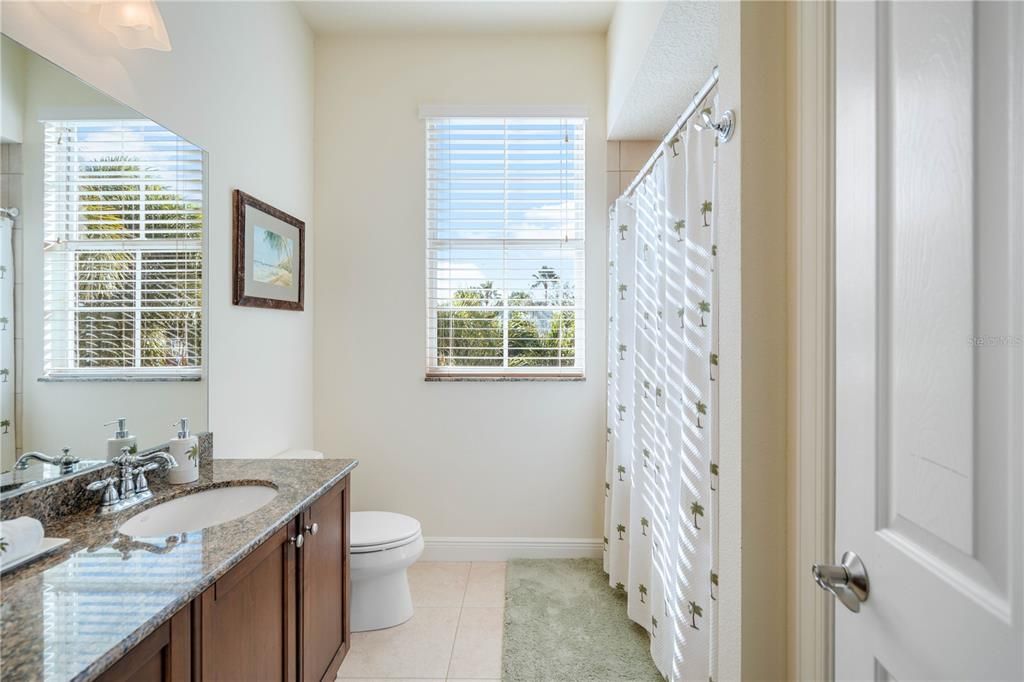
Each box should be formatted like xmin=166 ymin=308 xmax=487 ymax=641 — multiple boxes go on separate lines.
xmin=96 ymin=475 xmax=350 ymax=682
xmin=197 ymin=524 xmax=299 ymax=681
xmin=299 ymin=478 xmax=350 ymax=682
xmin=95 ymin=605 xmax=191 ymax=682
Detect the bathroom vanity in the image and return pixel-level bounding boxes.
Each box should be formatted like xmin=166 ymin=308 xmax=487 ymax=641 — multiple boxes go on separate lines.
xmin=0 ymin=452 xmax=357 ymax=682
xmin=195 ymin=470 xmax=350 ymax=682
xmin=0 ymin=29 xmax=348 ymax=682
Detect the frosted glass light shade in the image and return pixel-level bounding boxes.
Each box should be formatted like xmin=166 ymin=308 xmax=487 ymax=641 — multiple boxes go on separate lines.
xmin=97 ymin=1 xmax=172 ymax=52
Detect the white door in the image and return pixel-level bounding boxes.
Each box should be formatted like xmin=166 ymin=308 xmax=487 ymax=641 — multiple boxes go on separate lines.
xmin=834 ymin=1 xmax=1023 ymax=680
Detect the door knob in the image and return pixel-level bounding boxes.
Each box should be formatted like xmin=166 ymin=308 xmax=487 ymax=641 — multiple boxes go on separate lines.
xmin=291 ymin=533 xmax=304 ymax=548
xmin=305 ymin=522 xmax=319 ymax=536
xmin=812 ymin=551 xmax=869 ymax=613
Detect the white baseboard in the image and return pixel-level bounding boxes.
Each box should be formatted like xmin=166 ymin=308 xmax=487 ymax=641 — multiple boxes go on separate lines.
xmin=421 ymin=536 xmax=603 ymax=562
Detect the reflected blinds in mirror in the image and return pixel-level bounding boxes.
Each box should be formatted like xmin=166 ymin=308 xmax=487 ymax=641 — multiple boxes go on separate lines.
xmin=425 ymin=117 xmax=586 ymax=378
xmin=42 ymin=120 xmax=203 ymax=378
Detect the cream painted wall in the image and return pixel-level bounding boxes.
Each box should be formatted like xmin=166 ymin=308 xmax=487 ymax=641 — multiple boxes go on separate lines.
xmin=313 ymin=34 xmax=607 ymax=539
xmin=716 ymin=2 xmax=790 ymax=680
xmin=606 ymin=1 xmax=667 ymax=137
xmin=1 ymin=1 xmax=315 ymax=457
xmin=1 ymin=36 xmax=26 ymax=142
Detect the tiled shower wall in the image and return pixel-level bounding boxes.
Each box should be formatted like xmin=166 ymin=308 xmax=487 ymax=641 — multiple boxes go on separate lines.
xmin=606 ymin=140 xmax=660 ymax=209
xmin=1 ymin=142 xmax=23 ymax=463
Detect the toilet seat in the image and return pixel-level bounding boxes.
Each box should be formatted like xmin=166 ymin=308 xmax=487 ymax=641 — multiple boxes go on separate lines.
xmin=351 ymin=511 xmax=421 ymax=554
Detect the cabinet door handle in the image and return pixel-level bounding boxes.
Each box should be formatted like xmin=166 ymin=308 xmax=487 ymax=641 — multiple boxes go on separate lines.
xmin=291 ymin=534 xmax=304 ymax=548
xmin=305 ymin=522 xmax=319 ymax=536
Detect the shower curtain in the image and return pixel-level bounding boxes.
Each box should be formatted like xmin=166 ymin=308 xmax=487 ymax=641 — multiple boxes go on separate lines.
xmin=0 ymin=217 xmax=14 ymax=463
xmin=604 ymin=94 xmax=719 ymax=682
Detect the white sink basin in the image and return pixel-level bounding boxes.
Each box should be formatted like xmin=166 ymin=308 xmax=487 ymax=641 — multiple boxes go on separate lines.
xmin=118 ymin=485 xmax=278 ymax=537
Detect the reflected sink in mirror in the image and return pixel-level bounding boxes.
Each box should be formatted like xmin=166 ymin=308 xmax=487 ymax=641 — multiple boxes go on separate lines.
xmin=118 ymin=484 xmax=278 ymax=537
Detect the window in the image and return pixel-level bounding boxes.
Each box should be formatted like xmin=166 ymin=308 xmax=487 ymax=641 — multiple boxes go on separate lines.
xmin=425 ymin=115 xmax=586 ymax=378
xmin=42 ymin=120 xmax=203 ymax=379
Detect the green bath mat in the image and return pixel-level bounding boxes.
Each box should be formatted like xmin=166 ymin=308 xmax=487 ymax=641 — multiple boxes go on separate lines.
xmin=502 ymin=558 xmax=663 ymax=681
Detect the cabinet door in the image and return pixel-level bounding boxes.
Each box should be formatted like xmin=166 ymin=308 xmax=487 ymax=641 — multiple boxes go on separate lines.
xmin=300 ymin=477 xmax=350 ymax=682
xmin=96 ymin=605 xmax=191 ymax=682
xmin=200 ymin=524 xmax=298 ymax=682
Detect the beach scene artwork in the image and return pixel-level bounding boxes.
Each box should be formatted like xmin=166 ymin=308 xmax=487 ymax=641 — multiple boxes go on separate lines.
xmin=234 ymin=190 xmax=304 ymax=309
xmin=252 ymin=225 xmax=295 ymax=287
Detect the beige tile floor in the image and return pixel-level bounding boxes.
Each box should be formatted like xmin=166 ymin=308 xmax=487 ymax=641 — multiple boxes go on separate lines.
xmin=337 ymin=562 xmax=506 ymax=681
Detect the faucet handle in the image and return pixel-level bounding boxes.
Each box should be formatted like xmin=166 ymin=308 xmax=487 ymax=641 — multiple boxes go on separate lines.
xmin=86 ymin=477 xmax=120 ymax=509
xmin=86 ymin=476 xmax=115 ymax=491
xmin=132 ymin=462 xmax=162 ymax=495
xmin=60 ymin=447 xmax=80 ymax=464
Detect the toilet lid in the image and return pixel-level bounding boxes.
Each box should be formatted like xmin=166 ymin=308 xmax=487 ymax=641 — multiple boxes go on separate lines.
xmin=351 ymin=511 xmax=421 ymax=549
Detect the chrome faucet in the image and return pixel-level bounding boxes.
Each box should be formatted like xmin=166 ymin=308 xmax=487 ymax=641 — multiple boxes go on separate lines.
xmin=132 ymin=451 xmax=178 ymax=497
xmin=85 ymin=447 xmax=178 ymax=515
xmin=14 ymin=448 xmax=80 ymax=474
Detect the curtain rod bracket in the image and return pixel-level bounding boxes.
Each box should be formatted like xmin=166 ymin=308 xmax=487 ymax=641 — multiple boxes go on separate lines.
xmin=622 ymin=66 xmax=727 ymax=199
xmin=696 ymin=109 xmax=735 ymax=144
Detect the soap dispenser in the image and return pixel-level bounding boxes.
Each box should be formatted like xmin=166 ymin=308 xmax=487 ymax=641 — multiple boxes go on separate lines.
xmin=167 ymin=417 xmax=199 ymax=484
xmin=105 ymin=418 xmax=137 ymax=461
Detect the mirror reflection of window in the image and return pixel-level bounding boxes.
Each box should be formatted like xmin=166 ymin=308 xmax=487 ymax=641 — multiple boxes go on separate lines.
xmin=41 ymin=120 xmax=203 ymax=379
xmin=1 ymin=34 xmax=208 ymax=488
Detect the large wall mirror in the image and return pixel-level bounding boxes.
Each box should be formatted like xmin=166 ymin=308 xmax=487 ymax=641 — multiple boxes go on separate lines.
xmin=0 ymin=35 xmax=208 ymax=496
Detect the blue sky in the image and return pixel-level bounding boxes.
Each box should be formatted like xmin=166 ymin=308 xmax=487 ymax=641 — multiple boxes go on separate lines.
xmin=427 ymin=118 xmax=585 ymax=303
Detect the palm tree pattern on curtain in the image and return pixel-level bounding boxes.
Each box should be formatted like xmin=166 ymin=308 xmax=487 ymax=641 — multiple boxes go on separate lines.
xmin=604 ymin=93 xmax=720 ymax=682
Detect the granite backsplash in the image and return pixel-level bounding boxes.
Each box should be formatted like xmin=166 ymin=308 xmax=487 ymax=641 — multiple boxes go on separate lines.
xmin=1 ymin=432 xmax=214 ymax=526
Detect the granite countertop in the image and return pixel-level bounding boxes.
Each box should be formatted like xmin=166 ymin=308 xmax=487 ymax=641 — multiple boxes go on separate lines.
xmin=0 ymin=456 xmax=358 ymax=682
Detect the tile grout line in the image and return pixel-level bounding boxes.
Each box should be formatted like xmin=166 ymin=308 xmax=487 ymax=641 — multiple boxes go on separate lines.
xmin=445 ymin=562 xmax=473 ymax=681
xmin=460 ymin=562 xmax=472 ymax=609
xmin=445 ymin=598 xmax=466 ymax=679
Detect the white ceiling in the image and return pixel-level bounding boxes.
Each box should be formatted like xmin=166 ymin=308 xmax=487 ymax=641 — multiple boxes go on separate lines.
xmin=609 ymin=1 xmax=718 ymax=139
xmin=296 ymin=1 xmax=616 ymax=35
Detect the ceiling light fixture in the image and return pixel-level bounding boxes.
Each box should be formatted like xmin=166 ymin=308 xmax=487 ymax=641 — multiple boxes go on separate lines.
xmin=97 ymin=1 xmax=172 ymax=52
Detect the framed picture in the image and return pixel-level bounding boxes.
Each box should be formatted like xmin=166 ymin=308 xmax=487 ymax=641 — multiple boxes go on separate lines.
xmin=233 ymin=190 xmax=305 ymax=311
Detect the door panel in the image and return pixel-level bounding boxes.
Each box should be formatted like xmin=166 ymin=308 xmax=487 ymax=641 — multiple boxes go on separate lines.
xmin=95 ymin=606 xmax=190 ymax=682
xmin=200 ymin=525 xmax=297 ymax=681
xmin=886 ymin=0 xmax=976 ymax=556
xmin=836 ymin=1 xmax=1023 ymax=679
xmin=301 ymin=479 xmax=349 ymax=682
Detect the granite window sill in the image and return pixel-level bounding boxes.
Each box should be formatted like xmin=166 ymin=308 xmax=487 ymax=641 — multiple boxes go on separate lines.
xmin=425 ymin=375 xmax=586 ymax=382
xmin=39 ymin=374 xmax=202 ymax=383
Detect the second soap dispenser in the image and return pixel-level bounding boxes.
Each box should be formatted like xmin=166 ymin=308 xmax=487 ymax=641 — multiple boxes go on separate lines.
xmin=167 ymin=417 xmax=199 ymax=484
xmin=105 ymin=418 xmax=137 ymax=461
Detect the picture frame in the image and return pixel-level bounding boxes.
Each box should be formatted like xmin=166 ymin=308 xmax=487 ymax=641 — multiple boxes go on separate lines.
xmin=232 ymin=190 xmax=305 ymax=311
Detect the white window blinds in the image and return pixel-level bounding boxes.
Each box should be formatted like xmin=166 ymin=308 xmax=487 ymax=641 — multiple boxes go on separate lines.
xmin=43 ymin=120 xmax=203 ymax=378
xmin=425 ymin=116 xmax=586 ymax=378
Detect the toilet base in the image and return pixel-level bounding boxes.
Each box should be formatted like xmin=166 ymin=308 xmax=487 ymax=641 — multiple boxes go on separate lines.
xmin=351 ymin=570 xmax=415 ymax=631
xmin=350 ymin=535 xmax=424 ymax=632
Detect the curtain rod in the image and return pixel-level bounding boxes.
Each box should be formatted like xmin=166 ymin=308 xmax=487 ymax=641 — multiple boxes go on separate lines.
xmin=622 ymin=66 xmax=721 ymax=199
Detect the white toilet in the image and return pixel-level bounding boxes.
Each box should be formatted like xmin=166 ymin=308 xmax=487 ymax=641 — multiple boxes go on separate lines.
xmin=350 ymin=511 xmax=424 ymax=632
